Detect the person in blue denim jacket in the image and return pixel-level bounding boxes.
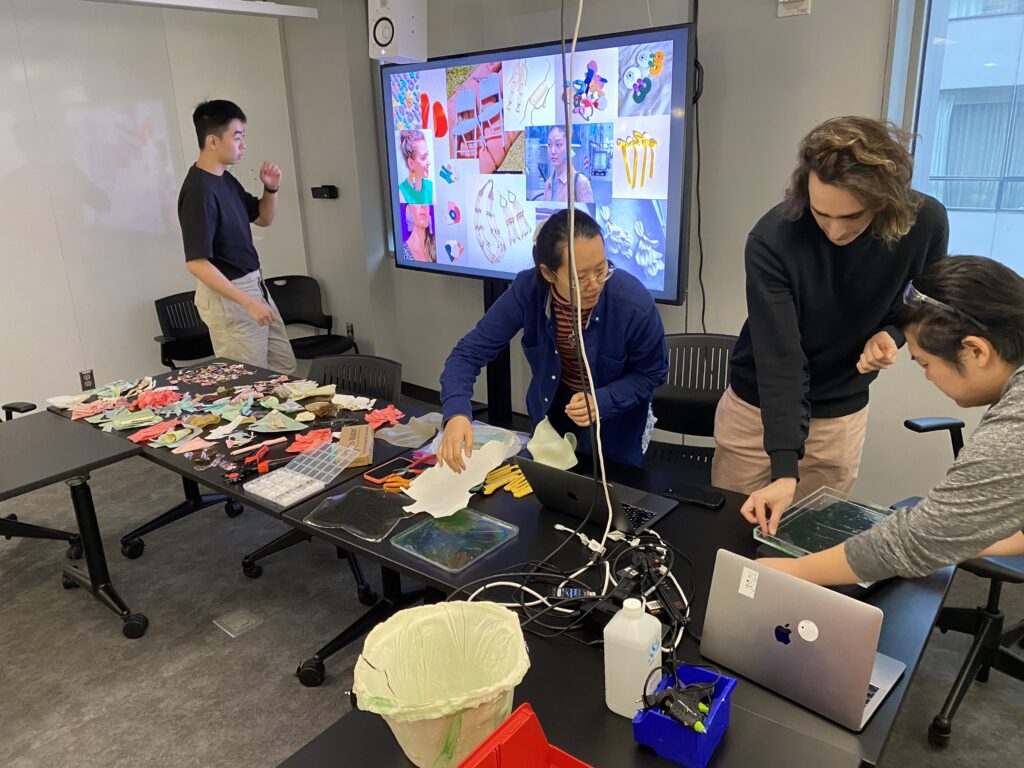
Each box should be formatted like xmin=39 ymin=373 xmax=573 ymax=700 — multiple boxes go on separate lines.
xmin=438 ymin=209 xmax=668 ymax=470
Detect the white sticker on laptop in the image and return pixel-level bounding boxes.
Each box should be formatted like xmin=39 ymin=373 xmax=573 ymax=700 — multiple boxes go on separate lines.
xmin=798 ymin=620 xmax=819 ymax=642
xmin=739 ymin=567 xmax=759 ymax=599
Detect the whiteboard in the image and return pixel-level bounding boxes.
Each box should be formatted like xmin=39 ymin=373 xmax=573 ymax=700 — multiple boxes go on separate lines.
xmin=0 ymin=0 xmax=306 ymax=404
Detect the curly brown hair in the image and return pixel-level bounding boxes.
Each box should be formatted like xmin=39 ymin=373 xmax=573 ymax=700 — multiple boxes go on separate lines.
xmin=782 ymin=116 xmax=920 ymax=244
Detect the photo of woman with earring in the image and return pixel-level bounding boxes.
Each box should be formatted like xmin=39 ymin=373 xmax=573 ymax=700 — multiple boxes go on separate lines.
xmin=401 ymin=203 xmax=437 ymax=263
xmin=539 ymin=125 xmax=594 ymax=203
xmin=398 ymin=129 xmax=435 ymax=205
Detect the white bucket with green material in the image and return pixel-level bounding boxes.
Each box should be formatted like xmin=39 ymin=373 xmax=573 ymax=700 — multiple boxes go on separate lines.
xmin=352 ymin=601 xmax=530 ymax=768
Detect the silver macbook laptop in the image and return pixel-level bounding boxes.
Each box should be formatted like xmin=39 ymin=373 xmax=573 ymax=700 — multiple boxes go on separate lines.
xmin=517 ymin=457 xmax=677 ymax=533
xmin=700 ymin=549 xmax=905 ymax=731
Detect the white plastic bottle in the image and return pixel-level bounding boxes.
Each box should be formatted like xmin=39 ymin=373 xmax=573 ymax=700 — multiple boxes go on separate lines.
xmin=603 ymin=598 xmax=662 ymax=718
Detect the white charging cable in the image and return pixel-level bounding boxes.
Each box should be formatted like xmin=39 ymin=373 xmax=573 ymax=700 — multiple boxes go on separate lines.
xmin=562 ymin=0 xmax=615 ymax=556
xmin=466 ymin=581 xmax=575 ymax=614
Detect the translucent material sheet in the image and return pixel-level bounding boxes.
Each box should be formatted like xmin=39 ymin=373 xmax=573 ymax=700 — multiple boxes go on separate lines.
xmin=390 ymin=508 xmax=518 ymax=574
xmin=428 ymin=421 xmax=523 ymax=463
xmin=525 ymin=416 xmax=578 ymax=470
xmin=304 ymin=486 xmax=412 ymax=542
xmin=375 ymin=412 xmax=443 ymax=448
xmin=754 ymin=486 xmax=890 ymax=587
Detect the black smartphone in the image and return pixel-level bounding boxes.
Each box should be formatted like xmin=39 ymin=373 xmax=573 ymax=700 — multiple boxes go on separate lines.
xmin=662 ymin=485 xmax=726 ymax=510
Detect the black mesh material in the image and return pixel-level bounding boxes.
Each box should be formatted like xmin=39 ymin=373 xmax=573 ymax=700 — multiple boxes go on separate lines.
xmin=309 ymin=355 xmax=402 ymax=402
xmin=304 ymin=487 xmax=411 ymax=542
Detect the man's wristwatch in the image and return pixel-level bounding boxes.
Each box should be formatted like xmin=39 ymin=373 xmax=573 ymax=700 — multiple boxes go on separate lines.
xmin=264 ymin=185 xmax=279 ymax=194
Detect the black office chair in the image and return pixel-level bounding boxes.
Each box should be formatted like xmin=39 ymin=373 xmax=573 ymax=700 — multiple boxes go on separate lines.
xmin=902 ymin=416 xmax=1024 ymax=748
xmin=308 ymin=354 xmax=402 ymax=402
xmin=264 ymin=275 xmax=358 ymax=360
xmin=239 ymin=355 xmax=404 ymax=606
xmin=644 ymin=333 xmax=737 ymax=482
xmin=154 ymin=291 xmax=214 ymax=370
xmin=1 ymin=402 xmax=82 ymax=559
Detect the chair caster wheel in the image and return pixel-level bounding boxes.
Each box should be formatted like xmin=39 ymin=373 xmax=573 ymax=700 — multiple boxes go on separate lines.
xmin=297 ymin=658 xmax=326 ymax=687
xmin=357 ymin=588 xmax=378 ymax=607
xmin=225 ymin=500 xmax=244 ymax=518
xmin=122 ymin=613 xmax=149 ymax=639
xmin=242 ymin=561 xmax=263 ymax=579
xmin=67 ymin=539 xmax=83 ymax=560
xmin=62 ymin=574 xmax=80 ymax=590
xmin=3 ymin=512 xmax=15 ymax=538
xmin=928 ymin=718 xmax=951 ymax=748
xmin=121 ymin=538 xmax=145 ymax=559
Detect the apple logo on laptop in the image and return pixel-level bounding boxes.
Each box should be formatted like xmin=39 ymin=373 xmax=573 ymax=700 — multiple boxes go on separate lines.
xmin=774 ymin=623 xmax=792 ymax=645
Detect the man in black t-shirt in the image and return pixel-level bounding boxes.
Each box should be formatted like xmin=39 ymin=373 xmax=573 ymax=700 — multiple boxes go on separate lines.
xmin=711 ymin=116 xmax=949 ymax=534
xmin=177 ymin=99 xmax=296 ymax=373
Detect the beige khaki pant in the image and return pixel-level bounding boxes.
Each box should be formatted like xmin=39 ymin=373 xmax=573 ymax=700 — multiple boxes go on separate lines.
xmin=194 ymin=271 xmax=297 ymax=374
xmin=711 ymin=387 xmax=869 ymax=500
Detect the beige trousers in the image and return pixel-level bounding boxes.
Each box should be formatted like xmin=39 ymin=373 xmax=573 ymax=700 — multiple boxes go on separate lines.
xmin=194 ymin=271 xmax=297 ymax=374
xmin=710 ymin=387 xmax=869 ymax=500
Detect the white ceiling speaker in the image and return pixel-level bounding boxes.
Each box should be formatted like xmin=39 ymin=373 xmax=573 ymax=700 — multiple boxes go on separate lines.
xmin=368 ymin=0 xmax=427 ymax=64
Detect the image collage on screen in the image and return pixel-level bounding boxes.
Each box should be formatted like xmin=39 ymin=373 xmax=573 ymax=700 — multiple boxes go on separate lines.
xmin=388 ymin=39 xmax=677 ymax=293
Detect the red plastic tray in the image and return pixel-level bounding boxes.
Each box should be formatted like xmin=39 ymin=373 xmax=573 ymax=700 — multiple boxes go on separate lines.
xmin=457 ymin=703 xmax=592 ymax=768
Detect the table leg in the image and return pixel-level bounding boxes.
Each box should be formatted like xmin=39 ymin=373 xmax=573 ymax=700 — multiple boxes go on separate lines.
xmin=295 ymin=567 xmax=436 ymax=688
xmin=119 ymin=476 xmax=243 ymax=558
xmin=61 ymin=475 xmax=149 ymax=639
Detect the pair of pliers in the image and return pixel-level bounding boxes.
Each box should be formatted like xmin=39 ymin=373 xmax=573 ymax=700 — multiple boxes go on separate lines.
xmin=223 ymin=454 xmax=292 ymax=484
xmin=384 ymin=453 xmax=436 ymax=482
xmin=404 ymin=453 xmax=436 ymax=473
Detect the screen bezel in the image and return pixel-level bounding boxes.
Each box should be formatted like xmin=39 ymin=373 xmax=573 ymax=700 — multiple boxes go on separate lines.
xmin=379 ymin=22 xmax=696 ymax=306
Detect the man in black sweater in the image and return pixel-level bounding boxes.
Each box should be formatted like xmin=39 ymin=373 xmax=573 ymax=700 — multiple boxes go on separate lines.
xmin=712 ymin=116 xmax=948 ymax=534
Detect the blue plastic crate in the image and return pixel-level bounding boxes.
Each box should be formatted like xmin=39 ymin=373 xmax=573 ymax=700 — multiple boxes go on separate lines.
xmin=632 ymin=664 xmax=737 ymax=768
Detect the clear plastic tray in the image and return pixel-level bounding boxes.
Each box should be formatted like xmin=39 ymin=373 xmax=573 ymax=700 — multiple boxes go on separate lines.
xmin=245 ymin=444 xmax=359 ymax=507
xmin=390 ymin=508 xmax=518 ymax=574
xmin=753 ymin=487 xmax=890 ymax=586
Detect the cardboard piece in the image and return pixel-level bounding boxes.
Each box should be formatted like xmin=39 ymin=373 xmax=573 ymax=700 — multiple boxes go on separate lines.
xmin=337 ymin=424 xmax=375 ymax=468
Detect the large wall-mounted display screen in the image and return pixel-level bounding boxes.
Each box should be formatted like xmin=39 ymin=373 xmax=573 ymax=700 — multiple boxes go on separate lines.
xmin=380 ymin=25 xmax=694 ymax=304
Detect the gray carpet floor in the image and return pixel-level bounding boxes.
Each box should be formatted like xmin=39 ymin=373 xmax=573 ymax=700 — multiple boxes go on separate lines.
xmin=2 ymin=456 xmax=1022 ymax=767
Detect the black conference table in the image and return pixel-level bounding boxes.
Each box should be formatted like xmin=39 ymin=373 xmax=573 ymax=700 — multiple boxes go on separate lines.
xmin=47 ymin=360 xmax=413 ymax=550
xmin=278 ymin=459 xmax=953 ymax=768
xmin=0 ymin=410 xmax=146 ymax=637
xmin=46 ymin=359 xmax=422 ymax=654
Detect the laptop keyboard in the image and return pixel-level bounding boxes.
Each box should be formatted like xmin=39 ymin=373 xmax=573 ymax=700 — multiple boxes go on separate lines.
xmin=865 ymin=683 xmax=880 ymax=706
xmin=622 ymin=502 xmax=658 ymax=532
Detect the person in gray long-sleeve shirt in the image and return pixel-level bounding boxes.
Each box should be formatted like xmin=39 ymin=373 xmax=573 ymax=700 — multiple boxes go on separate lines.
xmin=759 ymin=256 xmax=1024 ymax=585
